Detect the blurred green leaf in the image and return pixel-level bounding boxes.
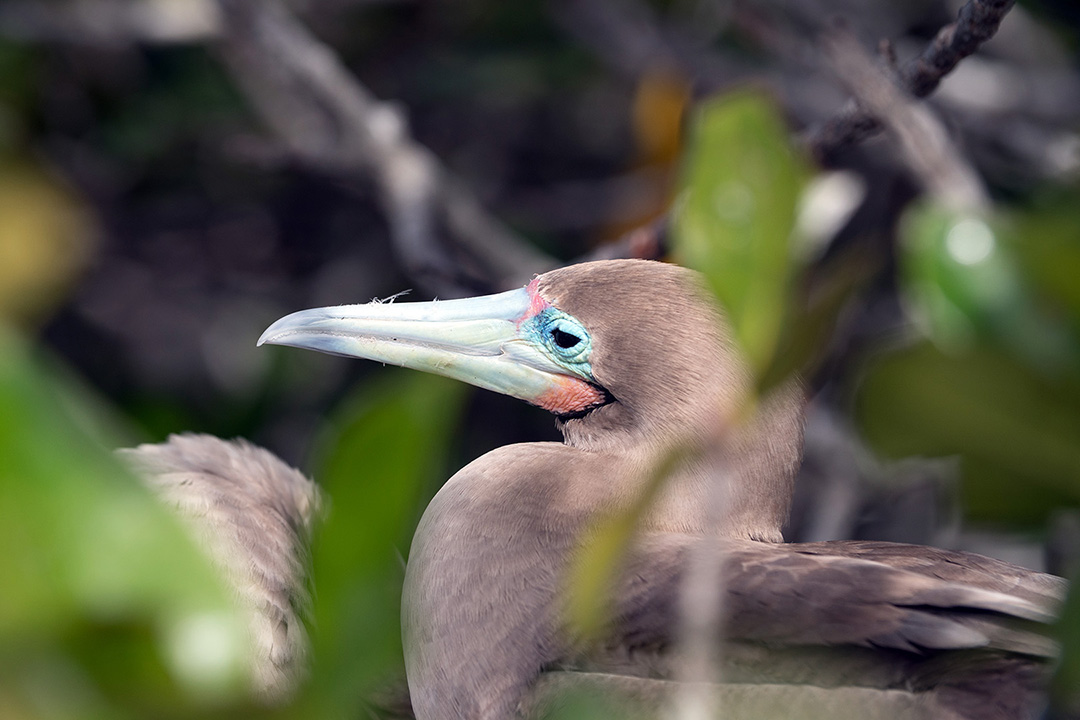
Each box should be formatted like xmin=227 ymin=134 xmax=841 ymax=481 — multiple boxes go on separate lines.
xmin=534 ymin=681 xmax=652 ymax=720
xmin=1008 ymin=190 xmax=1080 ymax=333
xmin=0 ymin=326 xmax=251 ymax=717
xmin=889 ymin=199 xmax=1080 ymax=525
xmin=300 ymin=370 xmax=466 ymax=716
xmin=855 ymin=340 xmax=1080 ymax=524
xmin=901 ymin=202 xmax=1080 ymax=374
xmin=673 ymin=91 xmax=809 ymax=376
xmin=102 ymin=49 xmax=242 ymax=162
xmin=1054 ymin=576 xmax=1080 ymax=716
xmin=0 ymin=161 xmax=97 ymax=327
xmin=566 ymin=442 xmax=692 ymax=638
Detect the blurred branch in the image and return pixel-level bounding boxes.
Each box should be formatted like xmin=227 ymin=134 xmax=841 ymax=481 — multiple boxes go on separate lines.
xmin=0 ymin=0 xmax=555 ymax=294
xmin=0 ymin=0 xmax=1026 ymax=271
xmin=669 ymin=434 xmax=731 ymax=720
xmin=803 ymin=0 xmax=1016 ymax=163
xmin=0 ymin=0 xmax=221 ymax=43
xmin=215 ymin=0 xmax=553 ymax=296
xmin=0 ymin=0 xmax=405 ymax=44
xmin=578 ymin=0 xmax=1009 ymax=262
xmin=822 ymin=26 xmax=989 ymax=211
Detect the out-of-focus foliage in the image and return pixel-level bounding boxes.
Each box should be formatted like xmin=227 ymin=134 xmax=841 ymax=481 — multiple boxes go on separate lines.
xmin=668 ymin=86 xmax=1080 ymax=713
xmin=298 ymin=370 xmax=465 ymax=717
xmin=856 ymin=340 xmax=1080 ymax=521
xmin=1057 ymin=578 xmax=1080 ymax=716
xmin=901 ymin=203 xmax=1080 ymax=371
xmin=858 ymin=198 xmax=1080 ymax=525
xmin=1011 ymin=195 xmax=1080 ymax=330
xmin=0 ymin=161 xmax=96 ymax=326
xmin=0 ymin=319 xmax=468 ymax=720
xmin=673 ymin=92 xmax=809 ymax=378
xmin=0 ymin=327 xmax=252 ymax=718
xmin=857 ymin=194 xmax=1080 ymax=710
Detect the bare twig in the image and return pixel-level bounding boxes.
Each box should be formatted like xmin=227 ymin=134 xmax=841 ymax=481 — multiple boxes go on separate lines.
xmin=822 ymin=26 xmax=989 ymax=211
xmin=804 ymin=0 xmax=1016 ymax=163
xmin=668 ymin=443 xmax=731 ymax=720
xmin=3 ymin=0 xmax=1024 ymax=270
xmin=215 ymin=0 xmax=553 ymax=296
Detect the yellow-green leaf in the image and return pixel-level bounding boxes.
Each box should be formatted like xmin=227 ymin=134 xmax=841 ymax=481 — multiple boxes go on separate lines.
xmin=673 ymin=92 xmax=808 ymax=376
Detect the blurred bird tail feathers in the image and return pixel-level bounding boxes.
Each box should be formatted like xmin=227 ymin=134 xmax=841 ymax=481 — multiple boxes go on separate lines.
xmin=119 ymin=433 xmax=322 ymax=702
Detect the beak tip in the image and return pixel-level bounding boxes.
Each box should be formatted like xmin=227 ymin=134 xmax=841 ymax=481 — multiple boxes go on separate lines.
xmin=257 ymin=326 xmax=280 ymax=348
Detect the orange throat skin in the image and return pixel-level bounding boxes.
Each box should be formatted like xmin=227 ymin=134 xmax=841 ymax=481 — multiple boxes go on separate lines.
xmin=537 ymin=376 xmax=607 ymax=415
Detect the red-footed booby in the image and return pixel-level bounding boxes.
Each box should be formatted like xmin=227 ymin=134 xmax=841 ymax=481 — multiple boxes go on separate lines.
xmin=131 ymin=259 xmax=1065 ymax=719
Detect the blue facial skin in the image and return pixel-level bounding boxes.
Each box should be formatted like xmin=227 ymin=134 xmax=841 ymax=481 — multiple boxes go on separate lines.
xmin=524 ymin=308 xmax=594 ymax=380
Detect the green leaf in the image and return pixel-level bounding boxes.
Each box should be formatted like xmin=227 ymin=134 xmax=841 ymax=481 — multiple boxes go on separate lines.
xmin=855 ymin=341 xmax=1080 ymax=525
xmin=901 ymin=202 xmax=1080 ymax=375
xmin=0 ymin=326 xmax=251 ymax=716
xmin=565 ymin=441 xmax=694 ymax=637
xmin=1009 ymin=190 xmax=1080 ymax=334
xmin=300 ymin=370 xmax=466 ymax=716
xmin=1054 ymin=575 xmax=1080 ymax=716
xmin=0 ymin=161 xmax=96 ymax=327
xmin=673 ymin=91 xmax=808 ymax=377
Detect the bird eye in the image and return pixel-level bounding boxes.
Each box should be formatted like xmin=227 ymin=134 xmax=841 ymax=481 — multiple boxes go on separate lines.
xmin=535 ymin=309 xmax=592 ymax=368
xmin=552 ymin=328 xmax=581 ymax=349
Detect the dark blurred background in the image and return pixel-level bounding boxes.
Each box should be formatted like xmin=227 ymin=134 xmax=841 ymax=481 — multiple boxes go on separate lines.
xmin=2 ymin=0 xmax=1080 ymax=717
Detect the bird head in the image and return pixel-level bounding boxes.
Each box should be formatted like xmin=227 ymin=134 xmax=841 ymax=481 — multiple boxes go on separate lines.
xmin=260 ymin=259 xmax=790 ymax=452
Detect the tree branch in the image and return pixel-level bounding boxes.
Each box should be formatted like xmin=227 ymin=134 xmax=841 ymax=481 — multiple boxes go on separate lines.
xmin=821 ymin=26 xmax=989 ymax=211
xmin=803 ymin=0 xmax=1016 ymax=163
xmin=2 ymin=0 xmax=1020 ymax=268
xmin=583 ymin=0 xmax=1012 ymax=261
xmin=0 ymin=0 xmax=221 ymax=44
xmin=215 ymin=0 xmax=553 ymax=296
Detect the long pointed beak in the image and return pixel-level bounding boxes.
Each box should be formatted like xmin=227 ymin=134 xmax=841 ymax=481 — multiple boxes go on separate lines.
xmin=258 ymin=288 xmax=588 ymax=407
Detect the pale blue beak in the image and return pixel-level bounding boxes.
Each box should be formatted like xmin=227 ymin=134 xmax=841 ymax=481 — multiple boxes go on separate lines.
xmin=258 ymin=288 xmax=588 ymax=407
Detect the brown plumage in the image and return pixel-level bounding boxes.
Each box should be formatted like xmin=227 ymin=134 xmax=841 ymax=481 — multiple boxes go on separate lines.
xmin=132 ymin=259 xmax=1066 ymax=719
xmin=121 ymin=434 xmax=321 ymax=701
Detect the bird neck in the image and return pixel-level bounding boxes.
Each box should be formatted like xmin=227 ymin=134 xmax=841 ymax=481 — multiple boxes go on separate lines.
xmin=686 ymin=380 xmax=806 ymax=542
xmin=403 ymin=378 xmax=804 ymax=720
xmin=558 ymin=380 xmax=805 ymax=543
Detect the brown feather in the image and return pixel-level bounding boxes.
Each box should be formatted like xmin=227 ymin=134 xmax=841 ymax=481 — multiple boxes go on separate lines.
xmin=121 ymin=433 xmax=322 ymax=701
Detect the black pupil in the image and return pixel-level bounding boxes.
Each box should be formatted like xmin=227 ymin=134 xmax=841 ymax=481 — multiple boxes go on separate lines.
xmin=552 ymin=328 xmax=581 ymax=349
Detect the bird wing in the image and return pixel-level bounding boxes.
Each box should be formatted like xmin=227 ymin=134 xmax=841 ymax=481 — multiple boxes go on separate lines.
xmin=792 ymin=540 xmax=1066 ymax=607
xmin=119 ymin=433 xmax=322 ymax=701
xmin=551 ymin=534 xmax=1064 ymax=719
xmin=606 ymin=535 xmax=1061 ymax=657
